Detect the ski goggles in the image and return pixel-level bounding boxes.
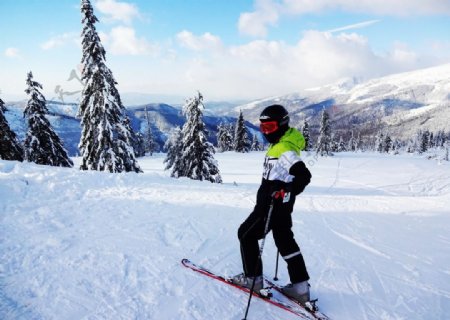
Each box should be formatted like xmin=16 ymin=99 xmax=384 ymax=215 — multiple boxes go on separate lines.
xmin=260 ymin=121 xmax=279 ymax=134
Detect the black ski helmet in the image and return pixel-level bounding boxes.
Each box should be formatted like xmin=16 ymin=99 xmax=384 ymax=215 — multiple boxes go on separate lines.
xmin=259 ymin=104 xmax=290 ymax=143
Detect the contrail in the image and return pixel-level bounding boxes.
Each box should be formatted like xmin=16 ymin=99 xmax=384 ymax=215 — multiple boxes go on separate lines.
xmin=326 ymin=19 xmax=380 ymax=33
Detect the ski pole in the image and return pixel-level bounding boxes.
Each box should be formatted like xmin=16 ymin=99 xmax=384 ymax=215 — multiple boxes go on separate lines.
xmin=274 ymin=250 xmax=280 ymax=281
xmin=242 ymin=192 xmax=280 ymax=320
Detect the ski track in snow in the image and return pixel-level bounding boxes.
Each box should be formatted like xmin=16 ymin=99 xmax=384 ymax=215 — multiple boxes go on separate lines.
xmin=1 ymin=152 xmax=450 ymax=320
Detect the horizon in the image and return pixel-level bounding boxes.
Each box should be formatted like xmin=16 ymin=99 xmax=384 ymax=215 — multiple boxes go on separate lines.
xmin=1 ymin=0 xmax=450 ymax=105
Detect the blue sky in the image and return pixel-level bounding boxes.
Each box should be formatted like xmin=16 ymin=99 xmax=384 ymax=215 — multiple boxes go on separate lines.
xmin=1 ymin=0 xmax=450 ymax=103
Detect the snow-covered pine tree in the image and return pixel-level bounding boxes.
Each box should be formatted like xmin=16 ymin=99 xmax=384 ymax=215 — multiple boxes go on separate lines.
xmin=356 ymin=132 xmax=363 ymax=152
xmin=302 ymin=120 xmax=312 ymax=151
xmin=419 ymin=130 xmax=430 ymax=153
xmin=216 ymin=122 xmax=233 ymax=152
xmin=216 ymin=123 xmax=226 ymax=152
xmin=251 ymin=134 xmax=262 ymax=151
xmin=436 ymin=130 xmax=446 ymax=148
xmin=0 ymin=97 xmax=24 ymax=161
xmin=144 ymin=106 xmax=156 ymax=155
xmin=348 ymin=130 xmax=356 ymax=151
xmin=78 ymin=0 xmax=141 ymax=173
xmin=234 ymin=110 xmax=251 ymax=152
xmin=316 ymin=109 xmax=332 ymax=156
xmin=23 ymin=72 xmax=73 ymax=167
xmin=225 ymin=123 xmax=235 ymax=149
xmin=133 ymin=132 xmax=146 ymax=157
xmin=429 ymin=132 xmax=435 ymax=148
xmin=164 ymin=126 xmax=183 ymax=175
xmin=376 ymin=131 xmax=385 ymax=153
xmin=384 ymin=133 xmax=392 ymax=153
xmin=444 ymin=142 xmax=449 ymax=161
xmin=337 ymin=136 xmax=346 ymax=152
xmin=435 ymin=130 xmax=443 ymax=148
xmin=118 ymin=117 xmax=143 ymax=171
xmin=178 ymin=92 xmax=222 ymax=183
xmin=330 ymin=134 xmax=338 ymax=152
xmin=406 ymin=136 xmax=415 ymax=153
xmin=392 ymin=138 xmax=401 ymax=155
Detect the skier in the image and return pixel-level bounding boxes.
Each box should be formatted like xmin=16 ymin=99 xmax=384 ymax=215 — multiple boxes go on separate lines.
xmin=231 ymin=104 xmax=312 ymax=304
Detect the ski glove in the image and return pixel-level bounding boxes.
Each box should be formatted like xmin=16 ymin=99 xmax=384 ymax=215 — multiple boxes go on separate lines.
xmin=269 ymin=180 xmax=290 ymax=202
xmin=289 ymin=161 xmax=312 ymax=195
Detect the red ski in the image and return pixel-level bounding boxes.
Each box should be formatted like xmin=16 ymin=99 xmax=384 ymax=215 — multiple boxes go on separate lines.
xmin=181 ymin=258 xmax=330 ymax=319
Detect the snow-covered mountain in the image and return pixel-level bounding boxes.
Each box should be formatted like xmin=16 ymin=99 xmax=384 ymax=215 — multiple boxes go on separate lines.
xmin=233 ymin=63 xmax=450 ymax=139
xmin=3 ymin=101 xmax=257 ymax=156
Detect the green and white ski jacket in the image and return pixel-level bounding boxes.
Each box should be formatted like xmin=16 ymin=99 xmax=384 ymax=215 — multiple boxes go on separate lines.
xmin=262 ymin=128 xmax=305 ymax=183
xmin=257 ymin=128 xmax=310 ymax=205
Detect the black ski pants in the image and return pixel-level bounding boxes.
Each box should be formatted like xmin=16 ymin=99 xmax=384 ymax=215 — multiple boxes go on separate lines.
xmin=238 ymin=195 xmax=310 ymax=284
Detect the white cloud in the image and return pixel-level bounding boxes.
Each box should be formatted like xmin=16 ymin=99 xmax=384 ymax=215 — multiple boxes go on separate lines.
xmin=41 ymin=32 xmax=79 ymax=50
xmin=176 ymin=30 xmax=223 ymax=52
xmin=388 ymin=42 xmax=418 ymax=66
xmin=164 ymin=29 xmax=439 ymax=100
xmin=238 ymin=0 xmax=279 ymax=37
xmin=95 ymin=0 xmax=140 ymax=24
xmin=240 ymin=0 xmax=450 ymax=37
xmin=4 ymin=47 xmax=21 ymax=58
xmin=108 ymin=26 xmax=158 ymax=56
xmin=229 ymin=40 xmax=285 ymax=61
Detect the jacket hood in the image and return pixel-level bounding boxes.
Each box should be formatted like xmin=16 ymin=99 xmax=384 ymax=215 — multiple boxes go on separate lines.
xmin=278 ymin=128 xmax=305 ymax=154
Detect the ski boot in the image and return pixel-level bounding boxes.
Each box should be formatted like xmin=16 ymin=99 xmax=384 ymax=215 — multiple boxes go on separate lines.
xmin=281 ymin=281 xmax=310 ymax=305
xmin=230 ymin=273 xmax=264 ymax=292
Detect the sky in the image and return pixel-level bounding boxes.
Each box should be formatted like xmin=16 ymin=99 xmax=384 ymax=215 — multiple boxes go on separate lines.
xmin=1 ymin=0 xmax=450 ymax=104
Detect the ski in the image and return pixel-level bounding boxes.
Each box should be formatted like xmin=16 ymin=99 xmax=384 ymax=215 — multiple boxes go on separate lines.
xmin=182 ymin=258 xmax=327 ymax=319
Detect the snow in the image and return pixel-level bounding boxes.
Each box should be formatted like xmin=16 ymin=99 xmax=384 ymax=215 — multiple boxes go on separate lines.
xmin=1 ymin=152 xmax=450 ymax=319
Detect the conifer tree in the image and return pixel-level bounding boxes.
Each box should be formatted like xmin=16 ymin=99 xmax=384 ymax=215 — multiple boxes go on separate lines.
xmin=234 ymin=110 xmax=251 ymax=152
xmin=133 ymin=132 xmax=146 ymax=157
xmin=316 ymin=109 xmax=332 ymax=156
xmin=376 ymin=131 xmax=385 ymax=153
xmin=392 ymin=138 xmax=401 ymax=154
xmin=419 ymin=130 xmax=430 ymax=153
xmin=177 ymin=92 xmax=222 ymax=183
xmin=23 ymin=72 xmax=73 ymax=167
xmin=164 ymin=126 xmax=183 ymax=175
xmin=348 ymin=130 xmax=356 ymax=151
xmin=384 ymin=134 xmax=392 ymax=153
xmin=78 ymin=0 xmax=141 ymax=173
xmin=251 ymin=134 xmax=262 ymax=151
xmin=226 ymin=123 xmax=235 ymax=148
xmin=444 ymin=143 xmax=449 ymax=161
xmin=144 ymin=106 xmax=156 ymax=155
xmin=118 ymin=117 xmax=143 ymax=170
xmin=302 ymin=120 xmax=312 ymax=151
xmin=436 ymin=130 xmax=446 ymax=148
xmin=429 ymin=132 xmax=435 ymax=148
xmin=217 ymin=123 xmax=234 ymax=152
xmin=216 ymin=123 xmax=226 ymax=152
xmin=0 ymin=97 xmax=24 ymax=161
xmin=356 ymin=132 xmax=363 ymax=152
xmin=337 ymin=136 xmax=346 ymax=152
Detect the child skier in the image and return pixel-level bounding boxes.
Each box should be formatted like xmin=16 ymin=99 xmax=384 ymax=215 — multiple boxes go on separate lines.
xmin=231 ymin=104 xmax=312 ymax=304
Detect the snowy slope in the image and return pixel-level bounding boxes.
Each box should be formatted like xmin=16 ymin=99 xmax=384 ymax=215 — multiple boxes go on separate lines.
xmin=1 ymin=152 xmax=450 ymax=320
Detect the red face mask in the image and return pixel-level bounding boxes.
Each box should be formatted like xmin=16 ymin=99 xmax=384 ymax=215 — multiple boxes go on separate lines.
xmin=260 ymin=121 xmax=279 ymax=134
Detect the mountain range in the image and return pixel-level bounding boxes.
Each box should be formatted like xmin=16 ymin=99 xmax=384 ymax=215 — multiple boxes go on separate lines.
xmin=3 ymin=63 xmax=449 ymax=156
xmin=231 ymin=63 xmax=450 ymax=140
